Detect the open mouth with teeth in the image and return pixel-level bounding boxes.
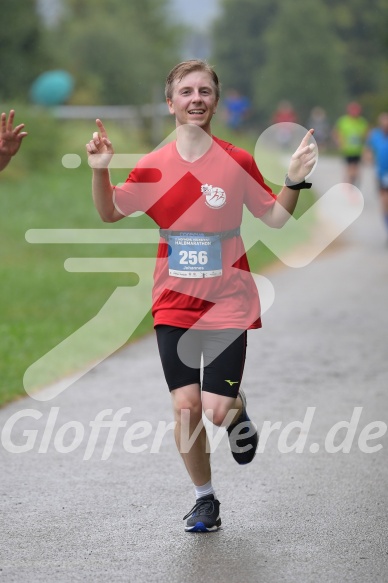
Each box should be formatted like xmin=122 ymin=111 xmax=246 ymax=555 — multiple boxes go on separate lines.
xmin=189 ymin=110 xmax=206 ymax=115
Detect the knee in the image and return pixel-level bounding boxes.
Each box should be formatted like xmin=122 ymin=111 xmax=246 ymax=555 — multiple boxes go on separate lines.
xmin=204 ymin=406 xmax=237 ymax=428
xmin=172 ymin=392 xmax=202 ymax=422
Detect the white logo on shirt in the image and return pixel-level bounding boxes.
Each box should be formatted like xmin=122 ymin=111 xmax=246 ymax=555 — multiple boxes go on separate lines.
xmin=201 ymin=184 xmax=226 ymax=209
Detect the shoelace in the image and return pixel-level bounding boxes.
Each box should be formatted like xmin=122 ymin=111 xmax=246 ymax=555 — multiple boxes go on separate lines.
xmin=183 ymin=498 xmax=216 ymax=520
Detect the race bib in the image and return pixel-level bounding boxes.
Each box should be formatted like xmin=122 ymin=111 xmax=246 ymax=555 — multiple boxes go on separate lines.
xmin=168 ymin=233 xmax=222 ymax=278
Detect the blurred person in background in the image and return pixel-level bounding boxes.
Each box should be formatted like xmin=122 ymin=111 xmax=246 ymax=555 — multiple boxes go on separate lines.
xmin=364 ymin=112 xmax=388 ymax=239
xmin=0 ymin=110 xmax=28 ymax=172
xmin=86 ymin=59 xmax=316 ymax=534
xmin=222 ymin=88 xmax=251 ymax=131
xmin=308 ymin=106 xmax=330 ymax=152
xmin=272 ymin=100 xmax=298 ymax=149
xmin=333 ymin=102 xmax=368 ymax=186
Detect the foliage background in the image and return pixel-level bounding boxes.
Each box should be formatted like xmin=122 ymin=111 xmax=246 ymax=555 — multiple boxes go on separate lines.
xmin=213 ymin=0 xmax=388 ymax=124
xmin=1 ymin=0 xmax=387 ymax=123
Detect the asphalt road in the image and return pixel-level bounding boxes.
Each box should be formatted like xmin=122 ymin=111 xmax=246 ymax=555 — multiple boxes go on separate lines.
xmin=1 ymin=157 xmax=387 ymax=582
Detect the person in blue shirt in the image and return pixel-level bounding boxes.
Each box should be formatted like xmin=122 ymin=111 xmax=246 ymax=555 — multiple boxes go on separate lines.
xmin=365 ymin=112 xmax=388 ymax=235
xmin=223 ymin=88 xmax=251 ymax=131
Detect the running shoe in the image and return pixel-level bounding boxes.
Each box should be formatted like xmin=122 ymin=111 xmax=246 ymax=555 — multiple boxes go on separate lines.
xmin=183 ymin=494 xmax=221 ymax=532
xmin=227 ymin=388 xmax=259 ymax=464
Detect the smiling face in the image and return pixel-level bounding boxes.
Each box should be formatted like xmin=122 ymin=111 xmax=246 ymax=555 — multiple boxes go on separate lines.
xmin=166 ymin=71 xmax=219 ymax=135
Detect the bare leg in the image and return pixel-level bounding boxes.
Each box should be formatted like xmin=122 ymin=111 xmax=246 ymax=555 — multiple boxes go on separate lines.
xmin=201 ymin=391 xmax=243 ymax=427
xmin=346 ymin=161 xmax=360 ymax=186
xmin=202 ymin=389 xmax=258 ymax=466
xmin=380 ymin=188 xmax=388 ymax=233
xmin=380 ymin=189 xmax=388 ymax=214
xmin=171 ymin=384 xmax=211 ymax=486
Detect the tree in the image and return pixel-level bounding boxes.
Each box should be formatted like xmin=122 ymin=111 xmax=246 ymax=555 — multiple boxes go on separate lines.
xmin=0 ymin=0 xmax=49 ymax=100
xmin=212 ymin=0 xmax=278 ymax=98
xmin=256 ymin=0 xmax=345 ymax=122
xmin=44 ymin=0 xmax=181 ymax=105
xmin=212 ymin=0 xmax=388 ymax=125
xmin=322 ymin=0 xmax=388 ymax=98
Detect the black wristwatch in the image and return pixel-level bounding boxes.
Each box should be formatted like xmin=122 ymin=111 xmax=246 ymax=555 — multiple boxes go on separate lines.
xmin=284 ymin=174 xmax=312 ymax=190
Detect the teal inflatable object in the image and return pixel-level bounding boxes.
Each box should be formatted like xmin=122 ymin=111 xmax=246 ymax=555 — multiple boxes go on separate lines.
xmin=30 ymin=70 xmax=74 ymax=106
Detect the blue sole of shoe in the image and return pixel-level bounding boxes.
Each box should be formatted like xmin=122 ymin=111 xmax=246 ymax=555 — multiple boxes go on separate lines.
xmin=185 ymin=522 xmax=219 ymax=533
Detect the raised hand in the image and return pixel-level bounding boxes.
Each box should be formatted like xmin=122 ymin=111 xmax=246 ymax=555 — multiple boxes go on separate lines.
xmin=86 ymin=119 xmax=114 ymax=169
xmin=287 ymin=129 xmax=316 ymax=183
xmin=0 ymin=110 xmax=28 ymax=158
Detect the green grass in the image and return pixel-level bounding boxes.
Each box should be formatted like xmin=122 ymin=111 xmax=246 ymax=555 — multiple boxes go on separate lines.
xmin=0 ymin=117 xmax=316 ymax=407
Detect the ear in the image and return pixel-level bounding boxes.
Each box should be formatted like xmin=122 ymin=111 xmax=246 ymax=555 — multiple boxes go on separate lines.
xmin=166 ymin=98 xmax=175 ymax=115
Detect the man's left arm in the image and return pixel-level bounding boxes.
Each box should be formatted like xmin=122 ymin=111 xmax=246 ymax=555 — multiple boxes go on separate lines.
xmin=261 ymin=129 xmax=316 ymax=228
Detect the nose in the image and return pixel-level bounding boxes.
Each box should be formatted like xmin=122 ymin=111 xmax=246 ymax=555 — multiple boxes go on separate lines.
xmin=191 ymin=91 xmax=203 ymax=102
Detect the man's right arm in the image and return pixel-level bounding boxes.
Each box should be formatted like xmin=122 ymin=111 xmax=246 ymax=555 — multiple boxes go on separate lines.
xmin=92 ymin=168 xmax=124 ymax=223
xmin=87 ymin=119 xmax=124 ymax=223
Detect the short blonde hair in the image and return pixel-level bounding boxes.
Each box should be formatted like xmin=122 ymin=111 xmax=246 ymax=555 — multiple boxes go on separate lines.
xmin=165 ymin=60 xmax=221 ymax=100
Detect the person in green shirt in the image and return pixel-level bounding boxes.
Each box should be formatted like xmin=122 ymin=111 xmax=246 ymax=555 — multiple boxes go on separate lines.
xmin=333 ymin=102 xmax=368 ymax=186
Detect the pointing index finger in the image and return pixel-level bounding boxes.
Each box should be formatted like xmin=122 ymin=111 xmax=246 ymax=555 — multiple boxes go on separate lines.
xmin=300 ymin=128 xmax=314 ymax=148
xmin=96 ymin=118 xmax=108 ymax=138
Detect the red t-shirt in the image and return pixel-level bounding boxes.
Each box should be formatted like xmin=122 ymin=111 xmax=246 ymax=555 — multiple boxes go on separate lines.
xmin=114 ymin=136 xmax=276 ymax=330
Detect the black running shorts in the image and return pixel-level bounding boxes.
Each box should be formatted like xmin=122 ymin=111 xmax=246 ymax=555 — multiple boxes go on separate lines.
xmin=345 ymin=155 xmax=361 ymax=165
xmin=155 ymin=325 xmax=247 ymax=398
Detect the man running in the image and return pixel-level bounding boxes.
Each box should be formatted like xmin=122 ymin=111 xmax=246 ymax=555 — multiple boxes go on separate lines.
xmin=365 ymin=112 xmax=388 ymax=238
xmin=86 ymin=60 xmax=316 ymax=533
xmin=333 ymin=102 xmax=368 ymax=186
